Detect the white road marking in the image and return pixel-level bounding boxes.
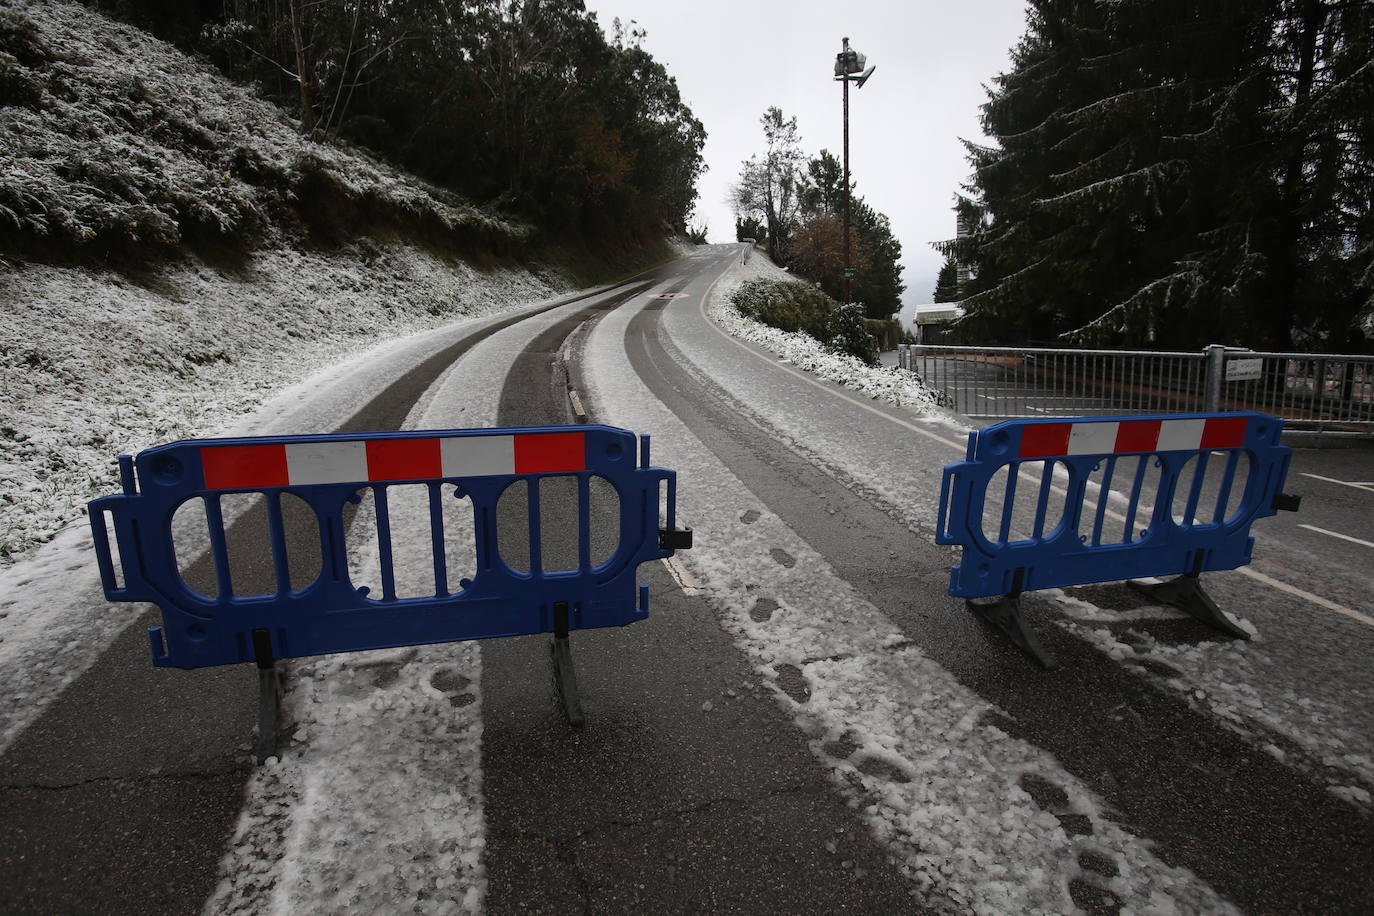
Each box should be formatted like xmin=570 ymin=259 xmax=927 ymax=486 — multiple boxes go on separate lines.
xmin=662 ymin=554 xmax=704 ymax=595
xmin=1298 ymin=524 xmax=1374 ymax=550
xmin=1300 ymin=473 xmax=1374 ymax=494
xmin=1234 ymin=565 xmax=1374 ymax=628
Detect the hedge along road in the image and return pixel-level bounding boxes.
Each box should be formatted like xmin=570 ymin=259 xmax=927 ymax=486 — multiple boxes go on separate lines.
xmin=0 ymin=273 xmax=670 ymax=916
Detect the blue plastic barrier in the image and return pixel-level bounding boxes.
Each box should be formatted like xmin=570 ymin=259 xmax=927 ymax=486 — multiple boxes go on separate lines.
xmin=89 ymin=424 xmax=691 ymax=752
xmin=936 ymin=412 xmax=1299 ymax=666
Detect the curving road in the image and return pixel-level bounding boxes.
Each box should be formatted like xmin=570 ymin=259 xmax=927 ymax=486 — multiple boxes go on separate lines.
xmin=2 ymin=245 xmax=1371 ymax=914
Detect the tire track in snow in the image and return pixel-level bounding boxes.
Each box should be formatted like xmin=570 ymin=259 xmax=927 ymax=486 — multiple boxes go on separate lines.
xmin=204 ymin=280 xmax=665 ymax=915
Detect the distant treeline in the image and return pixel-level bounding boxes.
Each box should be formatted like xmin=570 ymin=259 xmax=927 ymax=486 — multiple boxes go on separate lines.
xmin=941 ymin=0 xmax=1372 ymax=352
xmin=88 ymin=0 xmax=706 ymax=242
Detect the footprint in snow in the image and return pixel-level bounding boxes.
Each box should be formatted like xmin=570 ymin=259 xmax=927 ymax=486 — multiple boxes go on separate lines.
xmin=772 ymin=663 xmax=810 ymax=704
xmin=769 ymin=548 xmax=796 ymax=569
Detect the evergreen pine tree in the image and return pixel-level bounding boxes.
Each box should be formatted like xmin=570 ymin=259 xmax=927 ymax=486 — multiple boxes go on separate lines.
xmin=934 ymin=256 xmax=960 ymax=302
xmin=949 ymin=0 xmax=1373 ymax=349
xmin=850 ymin=197 xmax=905 ymax=319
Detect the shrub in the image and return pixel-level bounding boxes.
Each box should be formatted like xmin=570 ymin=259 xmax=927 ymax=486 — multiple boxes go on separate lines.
xmin=730 ymin=278 xmax=878 ymax=364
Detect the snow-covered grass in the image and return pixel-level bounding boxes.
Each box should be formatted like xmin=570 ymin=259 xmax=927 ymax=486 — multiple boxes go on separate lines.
xmin=0 ymin=1 xmax=527 ymax=257
xmin=708 ymin=251 xmax=941 ymax=412
xmin=0 ymin=247 xmax=569 ymax=562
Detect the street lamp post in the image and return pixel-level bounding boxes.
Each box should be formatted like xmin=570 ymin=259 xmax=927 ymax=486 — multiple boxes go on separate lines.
xmin=834 ymin=38 xmax=874 ymax=306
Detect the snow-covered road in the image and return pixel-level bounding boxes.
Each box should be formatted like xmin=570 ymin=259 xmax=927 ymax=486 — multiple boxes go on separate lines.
xmin=3 ymin=245 xmax=1372 ymax=915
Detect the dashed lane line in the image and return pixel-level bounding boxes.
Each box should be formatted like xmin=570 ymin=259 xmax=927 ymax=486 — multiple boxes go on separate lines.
xmin=1300 ymin=473 xmax=1374 ymax=494
xmin=1298 ymin=523 xmax=1374 ymax=550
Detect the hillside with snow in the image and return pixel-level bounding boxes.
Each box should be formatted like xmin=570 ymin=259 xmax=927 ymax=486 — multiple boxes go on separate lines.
xmin=0 ymin=1 xmax=666 ymax=562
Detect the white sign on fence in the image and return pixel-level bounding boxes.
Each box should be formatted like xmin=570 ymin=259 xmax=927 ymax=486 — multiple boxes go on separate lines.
xmin=1226 ymin=357 xmax=1264 ymax=382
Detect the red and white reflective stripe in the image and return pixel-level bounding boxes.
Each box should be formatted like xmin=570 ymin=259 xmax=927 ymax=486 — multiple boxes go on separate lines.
xmin=1018 ymin=417 xmax=1248 ymax=459
xmin=200 ymin=432 xmax=585 ymax=490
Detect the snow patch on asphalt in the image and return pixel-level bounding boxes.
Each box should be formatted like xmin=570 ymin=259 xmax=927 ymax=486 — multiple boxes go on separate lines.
xmin=1053 ymin=594 xmax=1374 ymax=803
xmin=202 ymin=349 xmax=496 ymax=915
xmin=205 ymin=641 xmax=485 ymax=916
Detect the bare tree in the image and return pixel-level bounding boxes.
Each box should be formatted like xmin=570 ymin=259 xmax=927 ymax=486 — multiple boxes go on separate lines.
xmin=732 ymin=107 xmax=806 ymax=263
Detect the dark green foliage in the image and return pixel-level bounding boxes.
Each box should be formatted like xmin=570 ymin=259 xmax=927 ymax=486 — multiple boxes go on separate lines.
xmin=0 ymin=5 xmax=533 ymax=265
xmin=863 ymin=317 xmax=903 ymax=350
xmin=800 ymin=150 xmax=845 ymax=216
xmin=849 ymin=197 xmax=904 ymax=319
xmin=934 ymin=255 xmax=960 ymax=302
xmin=736 ymin=216 xmax=766 ymax=243
xmin=949 ymin=0 xmax=1374 ymax=350
xmin=731 ymin=278 xmax=878 ymax=364
xmin=82 ymin=0 xmax=706 ymax=246
xmin=738 ymin=137 xmax=906 ymax=320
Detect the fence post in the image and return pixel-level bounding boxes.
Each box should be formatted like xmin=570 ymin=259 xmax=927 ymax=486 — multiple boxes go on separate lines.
xmin=1204 ymin=344 xmax=1226 ymax=412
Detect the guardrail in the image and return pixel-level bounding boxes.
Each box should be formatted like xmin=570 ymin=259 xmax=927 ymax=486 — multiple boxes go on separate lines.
xmin=89 ymin=424 xmax=692 ymax=759
xmin=900 ymin=343 xmax=1374 ymax=438
xmin=935 ymin=412 xmax=1300 ymax=667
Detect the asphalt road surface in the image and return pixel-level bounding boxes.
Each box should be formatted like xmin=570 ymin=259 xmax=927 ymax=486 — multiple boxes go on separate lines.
xmin=2 ymin=245 xmax=1372 ymax=914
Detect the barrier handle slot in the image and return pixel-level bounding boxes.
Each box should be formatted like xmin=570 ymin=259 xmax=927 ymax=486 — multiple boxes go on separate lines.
xmin=89 ymin=505 xmax=121 ymax=596
xmin=658 ymin=473 xmax=693 ymax=550
xmin=935 ymin=468 xmax=957 ymax=544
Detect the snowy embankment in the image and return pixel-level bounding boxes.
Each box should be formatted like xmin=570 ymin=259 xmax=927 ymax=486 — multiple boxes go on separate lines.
xmin=0 ymin=248 xmax=567 ymax=561
xmin=707 ymin=252 xmax=942 ymax=412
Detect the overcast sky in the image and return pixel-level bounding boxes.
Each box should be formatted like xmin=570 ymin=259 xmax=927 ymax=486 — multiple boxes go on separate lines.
xmin=581 ymin=0 xmax=1030 ymax=308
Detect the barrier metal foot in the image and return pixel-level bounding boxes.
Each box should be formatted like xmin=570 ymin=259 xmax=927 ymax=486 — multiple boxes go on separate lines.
xmin=252 ymin=628 xmax=281 ymax=764
xmin=967 ymin=594 xmax=1058 ymax=669
xmin=1130 ymin=555 xmax=1249 ymax=640
xmin=550 ymin=602 xmax=585 ymax=727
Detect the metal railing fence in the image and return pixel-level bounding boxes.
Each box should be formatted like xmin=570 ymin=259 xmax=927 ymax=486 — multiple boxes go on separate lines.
xmin=1223 ymin=352 xmax=1374 ymax=434
xmin=898 ymin=344 xmax=1374 ymax=438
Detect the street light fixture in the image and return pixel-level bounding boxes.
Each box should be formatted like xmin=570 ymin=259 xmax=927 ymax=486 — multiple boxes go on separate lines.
xmin=834 ymin=37 xmax=874 ymax=306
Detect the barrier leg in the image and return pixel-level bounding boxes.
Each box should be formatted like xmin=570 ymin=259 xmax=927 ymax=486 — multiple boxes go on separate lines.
xmin=1130 ymin=552 xmax=1249 ymax=640
xmin=252 ymin=629 xmax=281 ymax=763
xmin=550 ymin=601 xmax=585 ymax=727
xmin=967 ymin=571 xmax=1058 ymax=669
